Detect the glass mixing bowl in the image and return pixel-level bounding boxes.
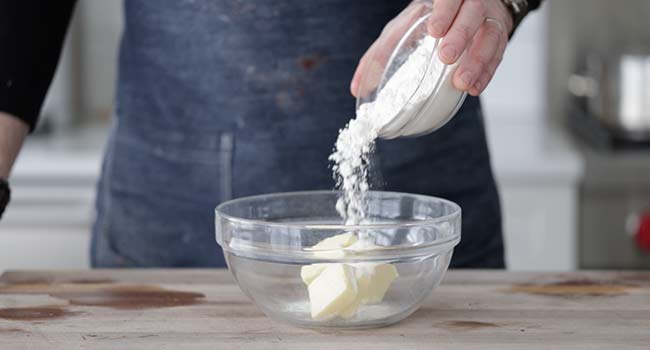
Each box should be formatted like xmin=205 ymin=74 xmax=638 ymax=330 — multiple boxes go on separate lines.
xmin=215 ymin=191 xmax=461 ymax=329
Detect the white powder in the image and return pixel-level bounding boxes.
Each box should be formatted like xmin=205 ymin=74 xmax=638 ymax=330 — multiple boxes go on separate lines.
xmin=330 ymin=36 xmax=441 ymax=225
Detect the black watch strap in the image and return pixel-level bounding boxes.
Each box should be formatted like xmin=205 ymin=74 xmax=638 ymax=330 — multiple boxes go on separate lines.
xmin=0 ymin=178 xmax=10 ymax=219
xmin=500 ymin=0 xmax=530 ymax=37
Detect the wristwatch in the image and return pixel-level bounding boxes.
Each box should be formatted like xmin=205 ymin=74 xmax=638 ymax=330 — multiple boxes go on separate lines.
xmin=500 ymin=0 xmax=529 ymax=35
xmin=0 ymin=178 xmax=10 ymax=219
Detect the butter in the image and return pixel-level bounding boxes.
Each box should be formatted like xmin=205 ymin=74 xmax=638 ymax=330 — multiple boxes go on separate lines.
xmin=302 ymin=233 xmax=358 ymax=275
xmin=338 ymin=297 xmax=360 ymax=319
xmin=310 ymin=232 xmax=358 ymax=250
xmin=355 ymin=263 xmax=399 ymax=304
xmin=300 ymin=264 xmax=328 ymax=285
xmin=307 ymin=264 xmax=358 ymax=320
xmin=301 ymin=233 xmax=399 ymax=320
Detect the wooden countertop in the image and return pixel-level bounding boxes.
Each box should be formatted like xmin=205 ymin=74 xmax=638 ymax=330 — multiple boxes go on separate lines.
xmin=1 ymin=269 xmax=649 ymax=349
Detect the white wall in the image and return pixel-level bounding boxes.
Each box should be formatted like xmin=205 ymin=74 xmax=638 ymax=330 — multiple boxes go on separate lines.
xmin=482 ymin=5 xmax=583 ymax=271
xmin=482 ymin=4 xmax=547 ymax=123
xmin=40 ymin=0 xmax=123 ymax=131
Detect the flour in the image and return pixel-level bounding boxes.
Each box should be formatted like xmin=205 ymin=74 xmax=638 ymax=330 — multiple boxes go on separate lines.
xmin=330 ymin=36 xmax=441 ymax=225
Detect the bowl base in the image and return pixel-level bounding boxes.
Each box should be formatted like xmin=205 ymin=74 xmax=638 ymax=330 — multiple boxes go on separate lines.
xmin=265 ymin=304 xmax=421 ymax=330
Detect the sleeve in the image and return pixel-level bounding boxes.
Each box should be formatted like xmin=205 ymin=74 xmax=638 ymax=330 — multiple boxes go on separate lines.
xmin=509 ymin=0 xmax=543 ymax=38
xmin=528 ymin=0 xmax=543 ymax=11
xmin=0 ymin=0 xmax=77 ymax=132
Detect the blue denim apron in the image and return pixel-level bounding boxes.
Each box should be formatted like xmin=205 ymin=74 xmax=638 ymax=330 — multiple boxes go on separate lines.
xmin=91 ymin=0 xmax=504 ymax=268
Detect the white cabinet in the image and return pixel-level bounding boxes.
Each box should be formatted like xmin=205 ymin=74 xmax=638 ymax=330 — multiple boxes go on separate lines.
xmin=0 ymin=227 xmax=91 ymax=270
xmin=0 ymin=129 xmax=104 ymax=271
xmin=486 ymin=120 xmax=583 ymax=271
xmin=481 ymin=5 xmax=583 ymax=271
xmin=500 ymin=183 xmax=578 ymax=271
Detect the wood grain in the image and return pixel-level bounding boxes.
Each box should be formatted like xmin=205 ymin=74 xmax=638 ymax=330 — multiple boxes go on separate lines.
xmin=0 ymin=269 xmax=649 ymax=349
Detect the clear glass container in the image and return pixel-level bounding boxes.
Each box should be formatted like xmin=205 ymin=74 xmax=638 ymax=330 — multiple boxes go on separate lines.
xmin=215 ymin=191 xmax=461 ymax=329
xmin=356 ymin=7 xmax=467 ymax=139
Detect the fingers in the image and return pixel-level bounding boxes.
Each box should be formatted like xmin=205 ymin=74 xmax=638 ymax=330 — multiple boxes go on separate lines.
xmin=469 ymin=32 xmax=506 ymax=95
xmin=454 ymin=19 xmax=507 ymax=95
xmin=350 ymin=54 xmax=367 ymax=97
xmin=350 ymin=40 xmax=391 ymax=98
xmin=351 ymin=3 xmax=429 ymax=97
xmin=428 ymin=0 xmax=462 ymax=38
xmin=438 ymin=0 xmax=487 ymax=64
xmin=350 ymin=42 xmax=381 ymax=97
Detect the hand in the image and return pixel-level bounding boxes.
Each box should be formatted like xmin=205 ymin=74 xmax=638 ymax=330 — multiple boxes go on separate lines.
xmin=351 ymin=1 xmax=430 ymax=99
xmin=351 ymin=0 xmax=513 ymax=98
xmin=428 ymin=0 xmax=513 ymax=96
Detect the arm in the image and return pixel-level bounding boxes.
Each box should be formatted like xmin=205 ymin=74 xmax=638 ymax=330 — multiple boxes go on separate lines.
xmin=0 ymin=112 xmax=28 ymax=179
xmin=0 ymin=0 xmax=77 ymax=216
xmin=0 ymin=1 xmax=78 ymax=132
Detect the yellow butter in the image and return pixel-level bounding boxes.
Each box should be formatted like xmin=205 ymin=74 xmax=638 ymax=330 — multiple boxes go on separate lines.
xmin=302 ymin=233 xmax=399 ymax=320
xmin=307 ymin=264 xmax=358 ymax=320
xmin=311 ymin=232 xmax=358 ymax=250
xmin=354 ymin=263 xmax=399 ymax=304
xmin=338 ymin=298 xmax=360 ymax=319
xmin=300 ymin=264 xmax=328 ymax=285
xmin=301 ymin=233 xmax=359 ymax=285
xmin=306 ymin=232 xmax=358 ymax=261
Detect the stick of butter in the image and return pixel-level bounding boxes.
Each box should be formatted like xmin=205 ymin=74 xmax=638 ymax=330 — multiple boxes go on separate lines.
xmin=301 ymin=233 xmax=358 ymax=285
xmin=304 ymin=232 xmax=359 ymax=263
xmin=355 ymin=263 xmax=399 ymax=304
xmin=310 ymin=232 xmax=358 ymax=250
xmin=307 ymin=264 xmax=358 ymax=320
xmin=301 ymin=233 xmax=399 ymax=320
xmin=338 ymin=297 xmax=360 ymax=319
xmin=300 ymin=264 xmax=328 ymax=285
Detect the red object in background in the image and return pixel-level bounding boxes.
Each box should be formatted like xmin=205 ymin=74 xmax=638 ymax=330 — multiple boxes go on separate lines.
xmin=636 ymin=212 xmax=650 ymax=253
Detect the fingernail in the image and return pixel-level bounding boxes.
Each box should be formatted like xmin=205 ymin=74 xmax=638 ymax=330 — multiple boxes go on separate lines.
xmin=473 ymin=79 xmax=483 ymax=92
xmin=461 ymin=71 xmax=475 ymax=88
xmin=440 ymin=45 xmax=457 ymax=63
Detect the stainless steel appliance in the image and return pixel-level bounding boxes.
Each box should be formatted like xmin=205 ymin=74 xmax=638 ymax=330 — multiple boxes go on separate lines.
xmin=569 ymin=54 xmax=650 ymax=269
xmin=579 ymin=148 xmax=650 ymax=269
xmin=569 ymin=51 xmax=650 ymax=141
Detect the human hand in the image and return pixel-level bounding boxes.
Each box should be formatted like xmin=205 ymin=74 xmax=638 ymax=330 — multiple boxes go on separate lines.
xmin=350 ymin=1 xmax=430 ymax=99
xmin=428 ymin=0 xmax=513 ymax=96
xmin=351 ymin=0 xmax=513 ymax=98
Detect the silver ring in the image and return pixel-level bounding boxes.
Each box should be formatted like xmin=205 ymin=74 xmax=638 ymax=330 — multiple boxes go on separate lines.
xmin=485 ymin=17 xmax=506 ymax=33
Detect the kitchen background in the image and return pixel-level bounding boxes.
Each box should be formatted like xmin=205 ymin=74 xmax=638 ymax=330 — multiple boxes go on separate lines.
xmin=0 ymin=0 xmax=648 ymax=271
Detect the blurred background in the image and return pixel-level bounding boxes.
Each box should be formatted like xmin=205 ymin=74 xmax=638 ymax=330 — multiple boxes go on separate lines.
xmin=1 ymin=0 xmax=649 ymax=271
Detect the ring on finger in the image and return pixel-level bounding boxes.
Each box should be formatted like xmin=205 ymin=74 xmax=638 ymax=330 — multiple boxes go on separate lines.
xmin=484 ymin=17 xmax=505 ymax=34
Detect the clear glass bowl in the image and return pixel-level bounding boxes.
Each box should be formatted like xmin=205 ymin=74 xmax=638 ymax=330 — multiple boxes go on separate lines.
xmin=215 ymin=191 xmax=461 ymax=329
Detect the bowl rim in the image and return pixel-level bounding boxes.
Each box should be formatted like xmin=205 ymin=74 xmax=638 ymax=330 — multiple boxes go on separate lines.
xmin=215 ymin=190 xmax=461 ymax=231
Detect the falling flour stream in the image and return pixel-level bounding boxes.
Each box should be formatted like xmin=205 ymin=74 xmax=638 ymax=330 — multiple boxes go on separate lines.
xmin=329 ymin=36 xmax=441 ymax=226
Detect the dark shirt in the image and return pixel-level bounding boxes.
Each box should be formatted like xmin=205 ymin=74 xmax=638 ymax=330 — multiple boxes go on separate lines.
xmin=0 ymin=1 xmax=77 ymax=131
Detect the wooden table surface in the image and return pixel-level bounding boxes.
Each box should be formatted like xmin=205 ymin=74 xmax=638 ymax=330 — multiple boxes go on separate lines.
xmin=0 ymin=269 xmax=649 ymax=349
